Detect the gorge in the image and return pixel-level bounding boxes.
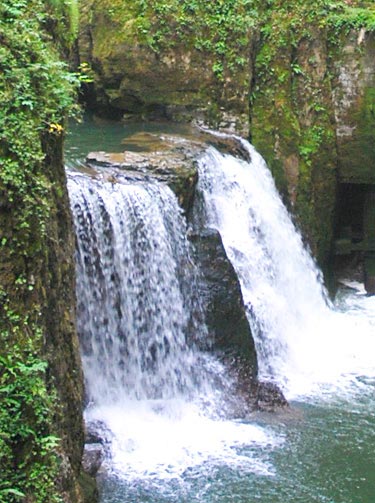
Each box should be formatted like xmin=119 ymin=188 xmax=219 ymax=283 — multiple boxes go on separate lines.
xmin=1 ymin=1 xmax=375 ymax=502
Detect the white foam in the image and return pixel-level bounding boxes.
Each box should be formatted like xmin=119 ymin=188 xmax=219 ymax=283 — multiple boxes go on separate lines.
xmin=86 ymin=400 xmax=278 ymax=480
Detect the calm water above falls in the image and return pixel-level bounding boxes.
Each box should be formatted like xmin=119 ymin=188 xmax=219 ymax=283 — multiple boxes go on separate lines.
xmin=67 ymin=128 xmax=375 ymax=503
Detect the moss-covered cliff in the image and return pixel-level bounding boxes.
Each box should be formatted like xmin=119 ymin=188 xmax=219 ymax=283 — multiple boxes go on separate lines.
xmin=78 ymin=0 xmax=375 ymax=268
xmin=0 ymin=1 xmax=91 ymax=501
xmin=78 ymin=0 xmax=256 ymax=134
xmin=251 ymin=1 xmax=375 ymax=265
xmin=67 ymin=1 xmax=375 ymax=372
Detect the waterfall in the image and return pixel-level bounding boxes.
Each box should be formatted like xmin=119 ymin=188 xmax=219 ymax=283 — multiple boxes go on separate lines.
xmin=68 ymin=174 xmax=205 ymax=404
xmin=68 ymin=172 xmax=273 ymax=479
xmin=197 ymin=140 xmax=375 ymax=398
xmin=66 ymin=133 xmax=375 ymax=502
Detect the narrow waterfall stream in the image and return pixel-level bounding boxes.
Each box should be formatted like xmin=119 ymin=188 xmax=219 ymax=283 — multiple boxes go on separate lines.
xmin=67 ymin=130 xmax=375 ymax=503
xmin=197 ymin=141 xmax=375 ymax=400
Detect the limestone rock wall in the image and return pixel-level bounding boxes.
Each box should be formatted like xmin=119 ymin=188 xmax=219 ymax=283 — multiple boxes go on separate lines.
xmin=332 ymin=30 xmax=375 ymax=184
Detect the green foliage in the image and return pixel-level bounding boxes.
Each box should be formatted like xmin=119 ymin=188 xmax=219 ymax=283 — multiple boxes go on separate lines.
xmin=0 ymin=336 xmax=61 ymax=503
xmin=328 ymin=6 xmax=375 ymax=33
xmin=46 ymin=0 xmax=80 ymax=47
xmin=99 ymin=0 xmax=257 ymax=81
xmin=0 ymin=0 xmax=79 ymax=500
xmin=77 ymin=62 xmax=95 ymax=83
xmin=0 ymin=0 xmax=79 ymax=250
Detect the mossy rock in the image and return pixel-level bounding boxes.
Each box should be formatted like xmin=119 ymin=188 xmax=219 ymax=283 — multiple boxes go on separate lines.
xmin=78 ymin=0 xmax=253 ymax=134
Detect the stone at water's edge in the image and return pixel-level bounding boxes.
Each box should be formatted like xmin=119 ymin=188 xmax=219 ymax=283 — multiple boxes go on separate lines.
xmin=82 ymin=444 xmax=104 ymax=477
xmin=255 ymin=381 xmax=289 ymax=412
xmin=364 ymin=254 xmax=375 ymax=295
xmin=365 ymin=276 xmax=375 ymax=295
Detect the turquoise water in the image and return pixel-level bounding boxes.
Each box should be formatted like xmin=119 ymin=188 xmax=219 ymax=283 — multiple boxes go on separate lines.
xmin=66 ymin=119 xmax=375 ymax=503
xmin=65 ymin=114 xmax=193 ymax=169
xmin=97 ymin=389 xmax=375 ymax=503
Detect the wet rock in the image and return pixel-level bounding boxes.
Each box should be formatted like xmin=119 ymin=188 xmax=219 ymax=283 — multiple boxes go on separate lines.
xmin=198 ymin=131 xmax=251 ymax=162
xmin=364 ymin=275 xmax=375 ymax=295
xmin=189 ymin=228 xmax=258 ymax=379
xmin=85 ymin=134 xmax=204 ymax=214
xmin=364 ymin=253 xmax=375 ymax=295
xmin=78 ymin=471 xmax=99 ymax=503
xmin=85 ymin=420 xmax=113 ymax=446
xmin=82 ymin=444 xmax=104 ymax=477
xmin=219 ymin=352 xmax=259 ymax=418
xmin=255 ymin=381 xmax=289 ymax=412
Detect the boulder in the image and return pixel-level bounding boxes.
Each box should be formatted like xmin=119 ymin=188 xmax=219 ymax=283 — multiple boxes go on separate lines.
xmin=255 ymin=381 xmax=289 ymax=412
xmin=82 ymin=444 xmax=104 ymax=477
xmin=189 ymin=228 xmax=258 ymax=380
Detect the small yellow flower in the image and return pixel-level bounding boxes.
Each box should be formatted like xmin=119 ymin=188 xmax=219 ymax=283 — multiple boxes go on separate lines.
xmin=49 ymin=123 xmax=64 ymax=134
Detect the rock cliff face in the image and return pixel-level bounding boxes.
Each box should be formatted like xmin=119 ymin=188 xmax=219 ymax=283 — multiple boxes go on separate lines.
xmin=330 ymin=30 xmax=375 ymax=291
xmin=78 ymin=0 xmax=253 ymax=135
xmin=77 ymin=1 xmax=375 ymax=271
xmin=41 ymin=135 xmax=97 ymax=502
xmin=332 ymin=30 xmax=375 ymax=185
xmin=252 ymin=22 xmax=375 ymax=268
xmin=0 ymin=134 xmax=94 ymax=502
xmin=0 ymin=0 xmax=97 ymax=498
